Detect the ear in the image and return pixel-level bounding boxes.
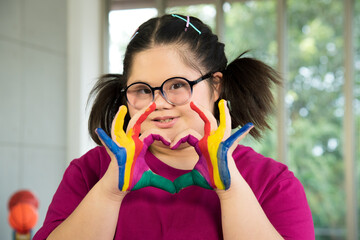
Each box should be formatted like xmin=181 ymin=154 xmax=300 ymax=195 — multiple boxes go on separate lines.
xmin=211 ymin=72 xmax=223 ymax=102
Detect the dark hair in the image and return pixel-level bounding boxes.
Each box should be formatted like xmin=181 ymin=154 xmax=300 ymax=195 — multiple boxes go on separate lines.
xmin=88 ymin=14 xmax=281 ymax=145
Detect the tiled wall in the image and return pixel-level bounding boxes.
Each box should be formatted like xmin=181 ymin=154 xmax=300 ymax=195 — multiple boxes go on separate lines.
xmin=0 ymin=0 xmax=67 ymax=238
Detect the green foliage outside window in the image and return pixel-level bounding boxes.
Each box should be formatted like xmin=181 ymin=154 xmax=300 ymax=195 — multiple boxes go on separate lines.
xmin=168 ymin=1 xmax=358 ymax=239
xmin=111 ymin=1 xmax=360 ymax=238
xmin=355 ymin=0 xmax=360 ymax=238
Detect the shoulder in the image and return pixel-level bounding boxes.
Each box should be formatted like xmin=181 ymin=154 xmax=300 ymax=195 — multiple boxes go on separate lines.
xmin=232 ymin=145 xmax=306 ymax=208
xmin=33 ymin=146 xmax=111 ymax=240
xmin=233 ymin=145 xmax=293 ymax=195
xmin=233 ymin=145 xmax=315 ymax=238
xmin=66 ymin=146 xmax=110 ymax=187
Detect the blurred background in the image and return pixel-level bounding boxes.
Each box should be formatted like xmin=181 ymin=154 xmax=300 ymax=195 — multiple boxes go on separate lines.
xmin=0 ymin=0 xmax=359 ymax=239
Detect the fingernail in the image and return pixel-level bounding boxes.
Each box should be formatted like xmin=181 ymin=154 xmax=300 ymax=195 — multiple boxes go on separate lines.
xmin=245 ymin=122 xmax=254 ymax=128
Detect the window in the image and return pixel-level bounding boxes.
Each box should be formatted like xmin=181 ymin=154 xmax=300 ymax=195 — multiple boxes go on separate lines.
xmin=287 ymin=0 xmax=345 ymax=238
xmin=355 ymin=0 xmax=360 ymax=234
xmin=223 ymin=1 xmax=277 ymax=160
xmin=108 ymin=8 xmax=157 ymax=73
xmin=108 ymin=1 xmax=359 ymax=238
xmin=166 ymin=4 xmax=216 ymax=30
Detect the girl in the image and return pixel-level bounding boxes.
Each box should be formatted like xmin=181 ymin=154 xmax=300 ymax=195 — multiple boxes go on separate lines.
xmin=34 ymin=14 xmax=314 ymax=239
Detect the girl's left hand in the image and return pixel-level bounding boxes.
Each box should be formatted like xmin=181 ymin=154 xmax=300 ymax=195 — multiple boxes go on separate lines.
xmin=172 ymin=99 xmax=253 ymax=191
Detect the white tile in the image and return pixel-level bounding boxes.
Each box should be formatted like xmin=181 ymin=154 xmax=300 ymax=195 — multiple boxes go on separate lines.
xmin=0 ymin=0 xmax=22 ymax=40
xmin=22 ymin=146 xmax=66 ymax=233
xmin=0 ymin=145 xmax=20 ymax=240
xmin=22 ymin=47 xmax=66 ymax=147
xmin=23 ymin=0 xmax=66 ymax=52
xmin=0 ymin=40 xmax=23 ymax=143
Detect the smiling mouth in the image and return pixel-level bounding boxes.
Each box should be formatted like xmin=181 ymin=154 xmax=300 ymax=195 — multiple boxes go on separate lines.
xmin=155 ymin=118 xmax=174 ymax=123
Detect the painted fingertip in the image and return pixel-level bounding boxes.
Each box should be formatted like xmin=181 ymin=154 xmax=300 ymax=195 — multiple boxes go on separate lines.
xmin=170 ymin=138 xmax=185 ymax=149
xmin=157 ymin=135 xmax=171 ymax=146
xmin=170 ymin=141 xmax=181 ymax=150
xmin=119 ymin=105 xmax=128 ymax=114
xmin=218 ymin=99 xmax=226 ymax=106
xmin=96 ymin=128 xmax=105 ymax=137
xmin=96 ymin=128 xmax=112 ymax=146
xmin=243 ymin=122 xmax=254 ymax=130
xmin=146 ymin=102 xmax=156 ymax=111
xmin=95 ymin=127 xmax=102 ymax=135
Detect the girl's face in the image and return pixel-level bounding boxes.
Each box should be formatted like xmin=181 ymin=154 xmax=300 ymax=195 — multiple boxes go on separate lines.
xmin=126 ymin=45 xmax=220 ymax=143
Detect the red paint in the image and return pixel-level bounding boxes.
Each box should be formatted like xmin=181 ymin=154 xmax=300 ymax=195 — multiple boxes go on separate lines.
xmin=128 ymin=102 xmax=156 ymax=190
xmin=190 ymin=102 xmax=215 ymax=187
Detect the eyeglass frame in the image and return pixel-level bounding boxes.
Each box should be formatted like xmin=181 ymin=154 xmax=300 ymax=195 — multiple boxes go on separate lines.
xmin=121 ymin=73 xmax=213 ymax=107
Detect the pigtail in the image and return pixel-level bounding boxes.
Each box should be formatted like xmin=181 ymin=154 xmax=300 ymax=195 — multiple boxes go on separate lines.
xmin=87 ymin=74 xmax=128 ymax=145
xmin=220 ymin=51 xmax=282 ymax=139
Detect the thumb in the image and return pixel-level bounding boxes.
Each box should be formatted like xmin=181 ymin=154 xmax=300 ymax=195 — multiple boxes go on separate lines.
xmin=96 ymin=128 xmax=126 ymax=165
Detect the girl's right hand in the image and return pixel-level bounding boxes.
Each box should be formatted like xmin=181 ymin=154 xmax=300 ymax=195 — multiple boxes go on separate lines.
xmin=96 ymin=103 xmax=177 ymax=197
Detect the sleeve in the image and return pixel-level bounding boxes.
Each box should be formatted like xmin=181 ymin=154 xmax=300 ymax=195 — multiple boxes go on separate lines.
xmin=32 ymin=162 xmax=92 ymax=240
xmin=260 ymin=176 xmax=315 ymax=240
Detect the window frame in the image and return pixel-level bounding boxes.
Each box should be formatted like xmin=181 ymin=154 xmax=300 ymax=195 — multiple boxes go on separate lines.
xmin=108 ymin=0 xmax=358 ymax=238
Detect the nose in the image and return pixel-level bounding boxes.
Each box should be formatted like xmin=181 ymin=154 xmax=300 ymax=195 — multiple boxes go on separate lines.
xmin=153 ymin=90 xmax=172 ymax=108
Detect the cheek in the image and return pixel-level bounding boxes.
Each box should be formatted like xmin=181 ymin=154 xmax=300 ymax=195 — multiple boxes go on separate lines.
xmin=181 ymin=105 xmax=207 ymax=134
xmin=127 ymin=106 xmax=137 ymax=119
xmin=191 ymin=84 xmax=216 ymax=114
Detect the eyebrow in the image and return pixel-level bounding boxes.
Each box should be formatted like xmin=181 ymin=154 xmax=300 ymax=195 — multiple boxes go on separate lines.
xmin=128 ymin=75 xmax=188 ymax=85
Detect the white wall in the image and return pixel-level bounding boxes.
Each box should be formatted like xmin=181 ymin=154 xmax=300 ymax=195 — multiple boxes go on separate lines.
xmin=66 ymin=0 xmax=104 ymax=164
xmin=0 ymin=0 xmax=105 ymax=238
xmin=0 ymin=0 xmax=67 ymax=238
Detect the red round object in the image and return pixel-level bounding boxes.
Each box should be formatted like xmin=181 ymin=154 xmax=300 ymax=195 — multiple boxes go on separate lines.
xmin=8 ymin=203 xmax=38 ymax=234
xmin=8 ymin=190 xmax=39 ymax=210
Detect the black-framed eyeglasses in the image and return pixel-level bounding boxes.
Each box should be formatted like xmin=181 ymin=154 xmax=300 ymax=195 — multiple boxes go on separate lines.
xmin=121 ymin=73 xmax=212 ymax=110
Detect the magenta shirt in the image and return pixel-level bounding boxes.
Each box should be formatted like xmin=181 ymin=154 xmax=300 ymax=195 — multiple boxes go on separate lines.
xmin=34 ymin=145 xmax=314 ymax=239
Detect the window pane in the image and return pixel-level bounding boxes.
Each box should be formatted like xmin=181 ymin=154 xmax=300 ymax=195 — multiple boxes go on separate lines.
xmin=287 ymin=0 xmax=345 ymax=238
xmin=355 ymin=0 xmax=360 ymax=234
xmin=109 ymin=9 xmax=157 ymax=73
xmin=224 ymin=1 xmax=277 ymax=159
xmin=166 ymin=4 xmax=216 ymax=30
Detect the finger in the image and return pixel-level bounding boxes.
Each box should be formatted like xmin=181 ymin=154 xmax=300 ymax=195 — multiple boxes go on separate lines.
xmin=112 ymin=105 xmax=128 ymax=142
xmin=210 ymin=99 xmax=228 ymax=142
xmin=216 ymin=99 xmax=232 ymax=140
xmin=132 ymin=171 xmax=176 ymax=194
xmin=142 ymin=134 xmax=171 ymax=148
xmin=96 ymin=128 xmax=126 ymax=165
xmin=127 ymin=102 xmax=156 ymax=136
xmin=170 ymin=129 xmax=201 ymax=149
xmin=224 ymin=123 xmax=254 ymax=149
xmin=217 ymin=142 xmax=231 ymax=190
xmin=190 ymin=102 xmax=217 ymax=137
xmin=139 ymin=129 xmax=171 ymax=144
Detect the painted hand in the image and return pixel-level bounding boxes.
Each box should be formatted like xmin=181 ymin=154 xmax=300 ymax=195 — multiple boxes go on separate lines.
xmin=96 ymin=103 xmax=176 ymax=194
xmin=172 ymin=100 xmax=253 ymax=191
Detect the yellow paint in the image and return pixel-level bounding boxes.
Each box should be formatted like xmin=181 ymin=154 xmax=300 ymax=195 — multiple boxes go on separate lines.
xmin=207 ymin=99 xmax=227 ymax=189
xmin=113 ymin=105 xmax=136 ymax=191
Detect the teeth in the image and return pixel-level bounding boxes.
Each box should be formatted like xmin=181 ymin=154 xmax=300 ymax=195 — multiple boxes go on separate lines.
xmin=159 ymin=118 xmax=173 ymax=123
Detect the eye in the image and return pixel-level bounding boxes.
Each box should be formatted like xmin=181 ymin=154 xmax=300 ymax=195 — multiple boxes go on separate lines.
xmin=170 ymin=82 xmax=186 ymax=90
xmin=136 ymin=88 xmax=151 ymax=94
xmin=167 ymin=79 xmax=188 ymax=90
xmin=128 ymin=84 xmax=152 ymax=95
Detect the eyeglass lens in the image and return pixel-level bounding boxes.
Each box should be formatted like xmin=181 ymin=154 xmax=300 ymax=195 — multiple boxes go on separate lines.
xmin=126 ymin=78 xmax=192 ymax=109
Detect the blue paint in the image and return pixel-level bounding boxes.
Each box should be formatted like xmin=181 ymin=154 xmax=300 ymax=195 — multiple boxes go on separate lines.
xmin=217 ymin=142 xmax=231 ymax=189
xmin=224 ymin=123 xmax=254 ymax=148
xmin=96 ymin=128 xmax=127 ymax=190
xmin=217 ymin=123 xmax=253 ymax=190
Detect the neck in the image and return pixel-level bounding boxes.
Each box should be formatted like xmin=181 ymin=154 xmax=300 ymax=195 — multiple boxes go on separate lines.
xmin=149 ymin=144 xmax=199 ymax=170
